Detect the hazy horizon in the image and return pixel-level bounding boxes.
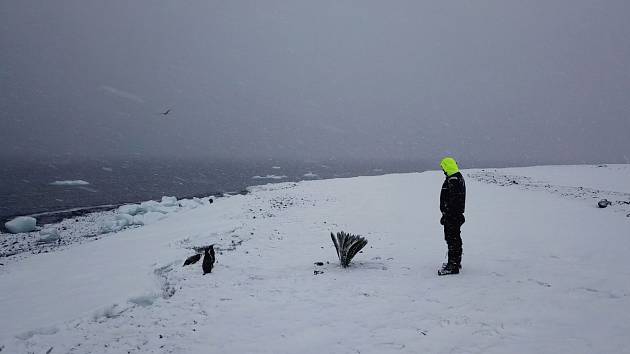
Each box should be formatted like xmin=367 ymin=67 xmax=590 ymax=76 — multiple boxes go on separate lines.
xmin=2 ymin=1 xmax=629 ymax=166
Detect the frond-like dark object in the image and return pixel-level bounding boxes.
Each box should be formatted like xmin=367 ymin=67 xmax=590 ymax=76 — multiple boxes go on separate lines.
xmin=331 ymin=231 xmax=368 ymax=267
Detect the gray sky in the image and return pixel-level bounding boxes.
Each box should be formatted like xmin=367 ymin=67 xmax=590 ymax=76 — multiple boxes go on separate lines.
xmin=2 ymin=1 xmax=630 ymax=166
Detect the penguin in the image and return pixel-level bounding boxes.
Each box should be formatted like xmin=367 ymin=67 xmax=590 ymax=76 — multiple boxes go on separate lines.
xmin=202 ymin=245 xmax=215 ymax=274
xmin=183 ymin=253 xmax=201 ymax=266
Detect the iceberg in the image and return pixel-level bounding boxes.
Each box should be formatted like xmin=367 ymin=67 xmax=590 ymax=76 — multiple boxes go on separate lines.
xmin=4 ymin=216 xmax=37 ymax=234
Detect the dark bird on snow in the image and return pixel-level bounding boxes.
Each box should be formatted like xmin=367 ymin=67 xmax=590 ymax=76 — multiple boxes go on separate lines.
xmin=183 ymin=253 xmax=201 ymax=266
xmin=202 ymin=245 xmax=215 ymax=274
xmin=160 ymin=108 xmax=171 ymax=116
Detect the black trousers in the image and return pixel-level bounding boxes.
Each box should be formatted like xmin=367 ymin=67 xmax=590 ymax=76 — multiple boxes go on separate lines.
xmin=444 ymin=217 xmax=464 ymax=265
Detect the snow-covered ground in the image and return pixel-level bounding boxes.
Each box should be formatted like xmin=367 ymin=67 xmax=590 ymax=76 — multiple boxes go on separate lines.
xmin=1 ymin=165 xmax=629 ymax=353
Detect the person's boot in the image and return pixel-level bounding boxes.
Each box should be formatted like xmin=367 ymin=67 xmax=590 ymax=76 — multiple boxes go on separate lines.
xmin=438 ymin=262 xmax=460 ymax=276
xmin=442 ymin=262 xmax=462 ymax=270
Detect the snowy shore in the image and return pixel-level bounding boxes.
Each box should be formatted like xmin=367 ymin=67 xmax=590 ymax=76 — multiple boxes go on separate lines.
xmin=1 ymin=164 xmax=629 ymax=353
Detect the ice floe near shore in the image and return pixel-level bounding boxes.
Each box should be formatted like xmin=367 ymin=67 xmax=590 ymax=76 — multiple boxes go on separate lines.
xmin=1 ymin=195 xmax=215 ymax=258
xmin=50 ymin=180 xmax=90 ymax=186
xmin=101 ymin=196 xmax=211 ymax=233
xmin=4 ymin=216 xmax=37 ymax=234
xmin=252 ymin=174 xmax=287 ymax=180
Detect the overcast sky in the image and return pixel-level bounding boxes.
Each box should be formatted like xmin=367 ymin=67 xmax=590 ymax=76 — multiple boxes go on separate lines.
xmin=1 ymin=1 xmax=629 ymax=166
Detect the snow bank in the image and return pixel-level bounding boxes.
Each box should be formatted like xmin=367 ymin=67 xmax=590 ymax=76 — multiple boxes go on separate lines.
xmin=50 ymin=180 xmax=90 ymax=186
xmin=500 ymin=164 xmax=630 ymax=193
xmin=4 ymin=216 xmax=37 ymax=233
xmin=101 ymin=196 xmax=211 ymax=233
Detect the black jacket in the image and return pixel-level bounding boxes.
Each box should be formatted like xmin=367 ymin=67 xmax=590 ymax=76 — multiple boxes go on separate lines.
xmin=440 ymin=171 xmax=466 ymax=219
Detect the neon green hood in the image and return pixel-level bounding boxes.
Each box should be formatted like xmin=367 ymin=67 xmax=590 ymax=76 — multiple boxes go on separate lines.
xmin=440 ymin=157 xmax=459 ymax=176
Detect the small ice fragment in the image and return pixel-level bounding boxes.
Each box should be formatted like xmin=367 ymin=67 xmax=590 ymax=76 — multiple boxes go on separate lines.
xmin=252 ymin=175 xmax=287 ymax=180
xmin=37 ymin=227 xmax=60 ymax=244
xmin=160 ymin=196 xmax=178 ymax=207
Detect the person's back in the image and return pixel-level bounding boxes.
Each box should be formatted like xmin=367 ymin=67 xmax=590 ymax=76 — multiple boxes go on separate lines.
xmin=438 ymin=157 xmax=466 ymax=275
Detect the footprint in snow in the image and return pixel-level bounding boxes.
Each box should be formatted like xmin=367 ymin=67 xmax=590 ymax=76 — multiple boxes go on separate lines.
xmin=376 ymin=342 xmax=406 ymax=350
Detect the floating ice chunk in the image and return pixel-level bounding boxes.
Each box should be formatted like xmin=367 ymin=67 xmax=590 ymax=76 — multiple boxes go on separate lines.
xmin=50 ymin=180 xmax=90 ymax=186
xmin=78 ymin=186 xmax=98 ymax=193
xmin=160 ymin=196 xmax=179 ymax=207
xmin=5 ymin=216 xmax=37 ymax=233
xmin=118 ymin=204 xmax=142 ymax=216
xmin=37 ymin=227 xmax=60 ymax=244
xmin=303 ymin=172 xmax=318 ymax=178
xmin=252 ymin=175 xmax=287 ymax=180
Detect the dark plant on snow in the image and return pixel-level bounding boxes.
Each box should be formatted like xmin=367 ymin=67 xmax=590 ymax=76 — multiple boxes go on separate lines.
xmin=331 ymin=231 xmax=368 ymax=268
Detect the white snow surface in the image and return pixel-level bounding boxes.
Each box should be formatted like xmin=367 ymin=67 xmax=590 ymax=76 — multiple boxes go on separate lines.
xmin=1 ymin=165 xmax=629 ymax=353
xmin=500 ymin=164 xmax=630 ymax=193
xmin=50 ymin=180 xmax=90 ymax=186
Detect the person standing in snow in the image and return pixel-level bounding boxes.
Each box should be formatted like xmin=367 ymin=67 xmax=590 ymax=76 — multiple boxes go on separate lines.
xmin=438 ymin=157 xmax=466 ymax=276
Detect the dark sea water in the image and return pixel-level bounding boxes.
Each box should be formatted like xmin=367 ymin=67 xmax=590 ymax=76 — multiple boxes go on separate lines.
xmin=0 ymin=157 xmax=430 ymax=225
